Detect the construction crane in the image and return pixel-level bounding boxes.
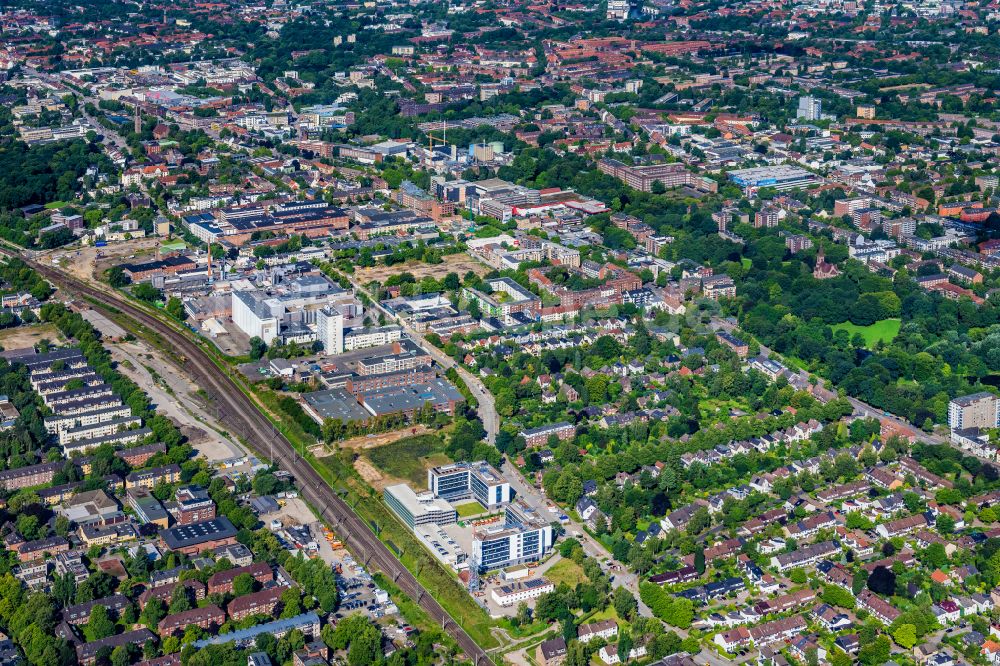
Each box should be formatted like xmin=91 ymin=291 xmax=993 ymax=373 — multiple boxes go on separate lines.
xmin=426 ymin=119 xmax=448 ymax=151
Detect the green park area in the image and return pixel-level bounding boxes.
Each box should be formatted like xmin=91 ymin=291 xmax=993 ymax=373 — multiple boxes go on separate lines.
xmin=831 ymin=318 xmax=901 ymax=347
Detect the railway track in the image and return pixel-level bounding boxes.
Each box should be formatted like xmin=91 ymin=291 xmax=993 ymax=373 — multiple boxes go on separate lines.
xmin=19 ymin=254 xmax=492 ymax=665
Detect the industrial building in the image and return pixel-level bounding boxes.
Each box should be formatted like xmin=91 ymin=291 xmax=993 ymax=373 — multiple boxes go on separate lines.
xmin=230 ymin=274 xmax=357 ymax=345
xmin=727 ymin=165 xmax=819 ymax=192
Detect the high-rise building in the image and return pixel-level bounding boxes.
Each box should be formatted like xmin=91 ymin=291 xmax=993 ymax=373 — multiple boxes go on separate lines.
xmin=948 ymin=392 xmax=1000 ymax=431
xmin=607 ymin=0 xmax=637 ymax=20
xmin=316 ymin=306 xmax=344 ymax=354
xmin=856 ymin=104 xmax=876 ymax=119
xmin=796 ymin=96 xmax=822 ymax=121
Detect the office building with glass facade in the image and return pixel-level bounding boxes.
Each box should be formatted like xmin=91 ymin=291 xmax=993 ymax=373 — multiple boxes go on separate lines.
xmin=383 ymin=483 xmax=457 ymax=529
xmin=427 ymin=461 xmax=512 ymax=509
xmin=471 ymin=501 xmax=553 ymax=572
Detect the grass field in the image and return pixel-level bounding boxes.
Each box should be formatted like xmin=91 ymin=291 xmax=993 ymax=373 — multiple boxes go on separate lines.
xmin=545 ymin=558 xmax=588 ymax=588
xmin=365 ymin=433 xmax=449 ymax=487
xmin=455 ymin=501 xmax=484 ymax=518
xmin=831 ymin=318 xmax=901 ymax=347
xmin=585 ymin=606 xmax=620 ymax=623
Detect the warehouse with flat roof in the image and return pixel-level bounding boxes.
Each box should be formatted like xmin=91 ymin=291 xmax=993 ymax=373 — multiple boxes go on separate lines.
xmin=159 ymin=516 xmax=238 ymax=554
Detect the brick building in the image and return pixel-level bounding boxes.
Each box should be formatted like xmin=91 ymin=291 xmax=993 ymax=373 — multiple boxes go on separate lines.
xmin=158 ymin=604 xmax=225 ymax=636
xmin=207 ymin=562 xmax=273 ymax=595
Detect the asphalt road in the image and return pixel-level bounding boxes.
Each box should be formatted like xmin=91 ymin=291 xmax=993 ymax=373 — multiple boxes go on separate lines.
xmin=17 ymin=252 xmax=493 ymax=665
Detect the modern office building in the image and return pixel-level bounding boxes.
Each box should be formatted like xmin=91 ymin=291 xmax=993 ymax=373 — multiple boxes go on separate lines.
xmin=471 ymin=501 xmax=553 ymax=572
xmin=727 ymin=165 xmax=819 ymax=192
xmin=383 ymin=483 xmax=457 ymax=528
xmin=949 ymin=392 xmax=1000 ymax=431
xmin=428 ymin=461 xmax=512 ymax=509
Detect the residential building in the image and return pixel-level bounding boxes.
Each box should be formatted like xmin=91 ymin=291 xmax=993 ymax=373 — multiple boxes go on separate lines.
xmin=949 ymin=393 xmax=1000 ymax=431
xmin=578 ymin=619 xmax=619 ymax=644
xmin=228 ymin=586 xmax=287 ymax=621
xmin=207 ymin=562 xmax=273 ymax=595
xmin=158 ymin=605 xmax=226 ymax=636
xmin=192 ymin=613 xmax=320 ymax=649
xmin=536 ymin=637 xmax=567 ymax=666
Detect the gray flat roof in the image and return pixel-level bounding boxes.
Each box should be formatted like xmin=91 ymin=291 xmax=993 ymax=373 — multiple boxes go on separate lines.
xmin=160 ymin=516 xmax=237 ymax=549
xmin=192 ymin=612 xmax=319 ymax=648
xmin=302 ymin=388 xmax=372 ymax=422
xmin=361 ymin=379 xmax=463 ymax=416
xmin=384 ymin=483 xmax=455 ymax=518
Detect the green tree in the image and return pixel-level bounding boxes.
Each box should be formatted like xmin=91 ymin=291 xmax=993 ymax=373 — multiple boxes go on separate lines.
xmin=280 ymin=587 xmax=303 ymax=618
xmin=87 ymin=604 xmax=116 ymax=640
xmin=613 ymin=587 xmax=638 ymax=621
xmin=165 ymin=297 xmax=185 ymax=320
xmin=106 ymin=266 xmax=130 ymax=287
xmin=892 ymin=623 xmax=917 ymax=649
xmin=232 ymin=573 xmax=256 ymax=597
xmin=249 ymin=336 xmax=267 ymax=360
xmin=820 ymin=585 xmax=855 ymax=609
xmin=859 ymin=635 xmax=891 ymax=666
xmin=132 ymin=283 xmax=161 ymax=303
xmin=140 ymin=597 xmax=167 ymax=629
xmin=694 ymin=549 xmax=706 ymax=575
xmin=169 ymin=584 xmax=192 ymax=614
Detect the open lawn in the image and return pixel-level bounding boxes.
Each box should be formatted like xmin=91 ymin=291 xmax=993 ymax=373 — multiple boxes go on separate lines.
xmin=545 ymin=558 xmax=588 ymax=588
xmin=585 ymin=606 xmax=620 ymax=623
xmin=831 ymin=318 xmax=901 ymax=347
xmin=455 ymin=502 xmax=484 ymax=518
xmin=365 ymin=433 xmax=449 ymax=487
